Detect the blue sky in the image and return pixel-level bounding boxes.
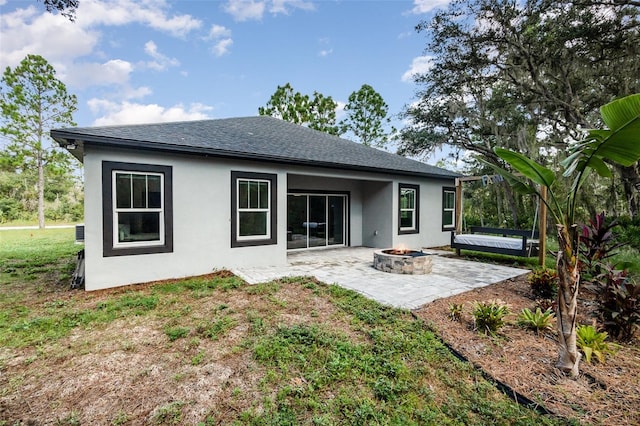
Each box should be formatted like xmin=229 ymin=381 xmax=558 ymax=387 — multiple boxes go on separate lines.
xmin=1 ymin=0 xmax=448 ymax=143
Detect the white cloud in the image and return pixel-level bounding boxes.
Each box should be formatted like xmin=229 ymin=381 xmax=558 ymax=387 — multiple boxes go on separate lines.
xmin=63 ymin=59 xmax=134 ymax=88
xmin=317 ymin=37 xmax=332 ymax=58
xmin=269 ymin=0 xmax=315 ymax=15
xmin=0 ymin=6 xmax=97 ymax=70
xmin=0 ymin=0 xmax=199 ymax=78
xmin=0 ymin=0 xmax=209 ymax=126
xmin=76 ymin=0 xmax=202 ymax=37
xmin=143 ymin=40 xmax=180 ymax=70
xmin=401 ymin=56 xmax=434 ymax=82
xmin=212 ymin=39 xmax=234 ymax=57
xmin=121 ymin=86 xmax=154 ymax=100
xmin=408 ymin=0 xmax=452 ymax=15
xmin=208 ymin=24 xmax=232 ymax=39
xmin=88 ymin=99 xmax=214 ymax=126
xmin=206 ymin=24 xmax=234 ymax=56
xmin=223 ymin=0 xmax=314 ymax=21
xmin=224 ymin=0 xmax=266 ymax=22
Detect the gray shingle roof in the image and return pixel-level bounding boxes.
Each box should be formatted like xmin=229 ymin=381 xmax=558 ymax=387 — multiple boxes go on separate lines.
xmin=51 ymin=116 xmax=459 ymax=179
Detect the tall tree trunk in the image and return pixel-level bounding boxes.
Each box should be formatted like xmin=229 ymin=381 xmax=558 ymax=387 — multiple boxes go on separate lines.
xmin=555 ymin=224 xmax=581 ymax=377
xmin=37 ymin=153 xmax=45 ymax=229
xmin=618 ymin=164 xmax=640 ymax=217
xmin=502 ymin=182 xmax=518 ymax=227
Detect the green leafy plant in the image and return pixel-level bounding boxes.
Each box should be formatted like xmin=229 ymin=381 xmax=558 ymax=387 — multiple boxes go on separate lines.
xmin=164 ymin=326 xmax=190 ymax=342
xmin=528 ymin=268 xmax=558 ymax=299
xmin=517 ymin=308 xmax=555 ymax=334
xmin=593 ymin=265 xmax=640 ymax=341
xmin=576 ymin=324 xmax=619 ymax=364
xmin=484 ymin=93 xmax=640 ymax=377
xmin=472 ymin=300 xmax=509 ymax=336
xmin=448 ymin=303 xmax=463 ymax=322
xmin=617 ymin=215 xmax=640 ymax=251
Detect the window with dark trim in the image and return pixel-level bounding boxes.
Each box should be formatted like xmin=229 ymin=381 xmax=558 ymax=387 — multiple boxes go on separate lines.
xmin=398 ymin=183 xmax=419 ymax=234
xmin=231 ymin=171 xmax=277 ymax=247
xmin=102 ymin=161 xmax=173 ymax=257
xmin=442 ymin=187 xmax=456 ymax=230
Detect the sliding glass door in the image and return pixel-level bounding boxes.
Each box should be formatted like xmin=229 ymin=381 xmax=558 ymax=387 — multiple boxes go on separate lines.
xmin=287 ymin=193 xmax=347 ymax=250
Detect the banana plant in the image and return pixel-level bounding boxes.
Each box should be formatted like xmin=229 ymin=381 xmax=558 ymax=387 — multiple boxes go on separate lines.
xmin=484 ymin=93 xmax=640 ymax=377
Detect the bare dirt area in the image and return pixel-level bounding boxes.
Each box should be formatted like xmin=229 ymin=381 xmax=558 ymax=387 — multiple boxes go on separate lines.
xmin=414 ymin=273 xmax=640 ymax=426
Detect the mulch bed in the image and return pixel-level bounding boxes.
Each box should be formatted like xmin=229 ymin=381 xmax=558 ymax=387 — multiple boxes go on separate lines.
xmin=413 ymin=273 xmax=640 ymax=425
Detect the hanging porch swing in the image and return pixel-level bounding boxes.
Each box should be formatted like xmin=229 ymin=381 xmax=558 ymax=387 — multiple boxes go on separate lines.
xmin=450 ymin=174 xmax=547 ymax=266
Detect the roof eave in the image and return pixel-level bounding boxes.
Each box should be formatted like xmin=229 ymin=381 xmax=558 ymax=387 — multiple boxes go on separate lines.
xmin=49 ymin=130 xmax=460 ymax=180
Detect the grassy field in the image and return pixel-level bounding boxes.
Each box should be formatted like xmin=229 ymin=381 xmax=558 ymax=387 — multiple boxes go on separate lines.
xmin=0 ymin=229 xmax=573 ymax=425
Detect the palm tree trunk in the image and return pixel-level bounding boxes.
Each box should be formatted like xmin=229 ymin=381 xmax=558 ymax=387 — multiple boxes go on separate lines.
xmin=555 ymin=224 xmax=581 ymax=377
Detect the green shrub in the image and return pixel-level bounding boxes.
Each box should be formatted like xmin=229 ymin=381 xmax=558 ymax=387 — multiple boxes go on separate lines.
xmin=593 ymin=265 xmax=640 ymax=341
xmin=576 ymin=324 xmax=619 ymax=364
xmin=617 ymin=215 xmax=640 ymax=251
xmin=528 ymin=268 xmax=557 ymax=299
xmin=448 ymin=303 xmax=463 ymax=322
xmin=472 ymin=300 xmax=509 ymax=336
xmin=517 ymin=308 xmax=555 ymax=334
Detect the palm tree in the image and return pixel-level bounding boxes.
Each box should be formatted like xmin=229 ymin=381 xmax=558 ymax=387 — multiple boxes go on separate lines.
xmin=487 ymin=93 xmax=640 ymax=377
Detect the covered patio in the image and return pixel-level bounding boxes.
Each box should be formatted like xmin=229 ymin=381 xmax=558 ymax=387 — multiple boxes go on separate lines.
xmin=232 ymin=247 xmax=529 ymax=309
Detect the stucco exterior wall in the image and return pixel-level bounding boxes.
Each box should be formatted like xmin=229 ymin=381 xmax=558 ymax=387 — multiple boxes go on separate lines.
xmin=83 ymin=146 xmax=289 ymax=290
xmin=82 ymin=146 xmax=455 ymax=290
xmin=392 ymin=177 xmax=453 ymax=249
xmin=362 ymin=181 xmax=393 ymax=248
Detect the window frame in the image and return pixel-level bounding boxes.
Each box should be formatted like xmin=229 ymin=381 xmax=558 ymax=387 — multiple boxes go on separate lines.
xmin=398 ymin=183 xmax=420 ymax=235
xmin=231 ymin=171 xmax=277 ymax=247
xmin=442 ymin=186 xmax=456 ymax=231
xmin=102 ymin=161 xmax=173 ymax=257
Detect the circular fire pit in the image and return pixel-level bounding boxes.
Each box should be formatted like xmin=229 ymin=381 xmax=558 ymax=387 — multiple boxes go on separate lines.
xmin=373 ymin=249 xmax=433 ymax=275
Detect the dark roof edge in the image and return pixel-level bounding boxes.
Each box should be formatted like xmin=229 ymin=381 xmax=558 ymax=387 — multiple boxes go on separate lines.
xmin=51 ymin=130 xmax=460 ymax=180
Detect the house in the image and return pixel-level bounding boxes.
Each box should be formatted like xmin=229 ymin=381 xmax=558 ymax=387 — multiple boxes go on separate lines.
xmin=51 ymin=116 xmax=459 ymax=291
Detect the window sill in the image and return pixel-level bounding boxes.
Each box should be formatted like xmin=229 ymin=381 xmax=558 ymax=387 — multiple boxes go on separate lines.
xmin=398 ymin=229 xmax=419 ymax=235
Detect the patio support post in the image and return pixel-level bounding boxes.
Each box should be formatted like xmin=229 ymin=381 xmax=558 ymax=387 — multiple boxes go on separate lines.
xmin=455 ymin=178 xmax=462 ymax=234
xmin=538 ymin=185 xmax=547 ymax=266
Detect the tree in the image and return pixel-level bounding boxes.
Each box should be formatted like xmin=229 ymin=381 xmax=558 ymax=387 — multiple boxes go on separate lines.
xmin=401 ymin=0 xmax=640 ymax=216
xmin=259 ymin=83 xmax=339 ymax=135
xmin=40 ymin=0 xmax=79 ymax=21
xmin=308 ymin=91 xmax=340 ymax=135
xmin=339 ymin=84 xmax=396 ymax=147
xmin=0 ymin=54 xmax=77 ymax=228
xmin=487 ymin=93 xmax=640 ymax=377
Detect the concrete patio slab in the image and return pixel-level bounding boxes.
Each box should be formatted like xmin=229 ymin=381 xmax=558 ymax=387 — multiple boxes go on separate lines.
xmin=232 ymin=247 xmax=529 ymax=310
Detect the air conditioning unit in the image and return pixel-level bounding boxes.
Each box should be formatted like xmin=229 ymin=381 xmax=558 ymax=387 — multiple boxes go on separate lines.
xmin=75 ymin=224 xmax=85 ymax=244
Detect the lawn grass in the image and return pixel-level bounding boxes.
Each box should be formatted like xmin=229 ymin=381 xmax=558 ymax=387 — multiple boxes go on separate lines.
xmin=0 ymin=229 xmax=573 ymax=425
xmin=0 ymin=228 xmax=80 ymax=280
